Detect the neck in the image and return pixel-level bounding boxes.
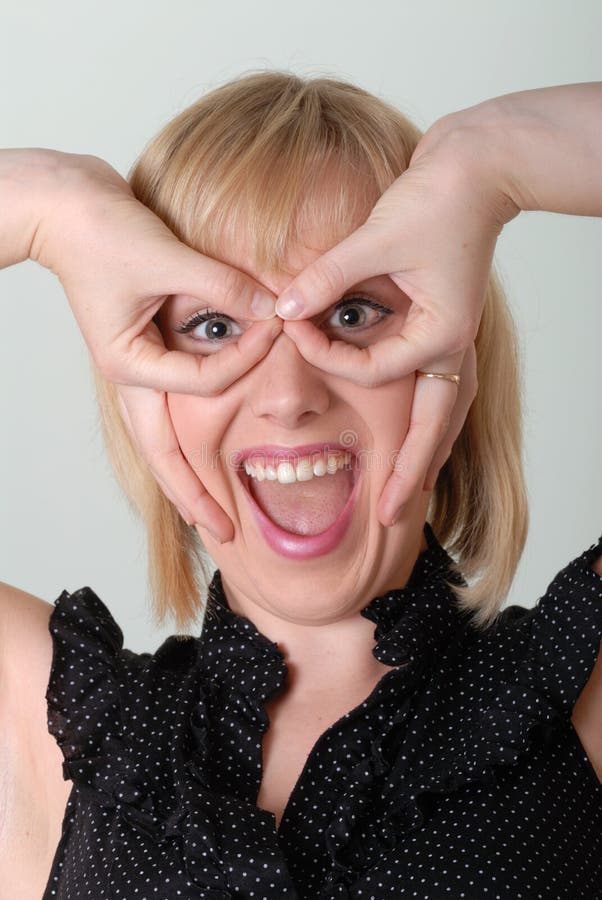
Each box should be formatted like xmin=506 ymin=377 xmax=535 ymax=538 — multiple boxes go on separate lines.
xmin=219 ymin=527 xmax=429 ymax=701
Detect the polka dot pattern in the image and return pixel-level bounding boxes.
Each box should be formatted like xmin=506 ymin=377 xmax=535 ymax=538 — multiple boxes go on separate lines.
xmin=42 ymin=524 xmax=602 ymax=898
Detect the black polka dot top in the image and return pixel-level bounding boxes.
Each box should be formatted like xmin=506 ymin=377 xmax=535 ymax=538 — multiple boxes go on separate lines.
xmin=43 ymin=523 xmax=602 ymax=899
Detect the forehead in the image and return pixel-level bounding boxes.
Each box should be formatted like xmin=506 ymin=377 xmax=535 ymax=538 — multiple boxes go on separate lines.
xmin=216 ymin=232 xmax=345 ymax=295
xmin=216 ymin=184 xmax=373 ymax=294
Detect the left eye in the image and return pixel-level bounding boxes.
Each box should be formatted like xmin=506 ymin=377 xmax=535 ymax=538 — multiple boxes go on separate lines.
xmin=175 ymin=297 xmax=392 ymax=346
xmin=326 ymin=297 xmax=392 ymax=330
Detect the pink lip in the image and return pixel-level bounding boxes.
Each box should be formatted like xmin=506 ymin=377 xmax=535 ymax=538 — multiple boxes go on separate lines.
xmin=233 ymin=442 xmax=357 ymax=468
xmin=238 ymin=458 xmax=361 ymax=560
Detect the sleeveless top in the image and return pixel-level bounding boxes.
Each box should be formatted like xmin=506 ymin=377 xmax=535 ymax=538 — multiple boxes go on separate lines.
xmin=43 ymin=524 xmax=602 ymax=899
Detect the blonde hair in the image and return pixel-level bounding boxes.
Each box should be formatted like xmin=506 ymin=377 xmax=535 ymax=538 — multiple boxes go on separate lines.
xmin=92 ymin=70 xmax=528 ymax=633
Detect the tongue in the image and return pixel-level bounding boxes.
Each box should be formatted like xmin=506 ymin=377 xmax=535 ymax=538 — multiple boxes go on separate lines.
xmin=249 ymin=468 xmax=354 ymax=535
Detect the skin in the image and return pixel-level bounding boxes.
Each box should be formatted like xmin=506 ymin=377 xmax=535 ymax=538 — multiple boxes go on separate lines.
xmin=157 ymin=226 xmax=433 ymax=701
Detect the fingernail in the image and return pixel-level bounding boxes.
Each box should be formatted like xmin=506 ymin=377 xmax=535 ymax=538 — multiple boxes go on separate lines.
xmin=269 ymin=317 xmax=283 ymax=337
xmin=389 ymin=509 xmax=401 ymax=527
xmin=276 ymin=295 xmax=303 ymax=319
xmin=251 ymin=293 xmax=276 ymax=319
xmin=206 ymin=526 xmax=224 ymax=545
xmin=177 ymin=506 xmax=195 ymax=526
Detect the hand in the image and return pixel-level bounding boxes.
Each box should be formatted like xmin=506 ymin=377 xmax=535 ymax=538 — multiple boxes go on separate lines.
xmin=29 ymin=151 xmax=280 ymax=542
xmin=274 ymin=119 xmax=520 ymax=525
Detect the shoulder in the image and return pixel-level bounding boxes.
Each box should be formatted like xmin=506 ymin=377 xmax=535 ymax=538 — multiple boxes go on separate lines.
xmin=464 ymin=537 xmax=602 ymax=783
xmin=0 ymin=582 xmax=71 ymax=869
xmin=42 ymin=586 xmax=201 ymax=777
xmin=0 ymin=581 xmax=56 ymax=749
xmin=571 ymin=552 xmax=602 ymax=781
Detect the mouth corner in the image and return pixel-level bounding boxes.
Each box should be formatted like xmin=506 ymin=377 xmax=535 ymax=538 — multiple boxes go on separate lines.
xmin=236 ymin=464 xmax=250 ymax=490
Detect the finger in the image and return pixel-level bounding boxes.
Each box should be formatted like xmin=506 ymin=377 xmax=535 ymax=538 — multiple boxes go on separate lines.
xmin=106 ymin=316 xmax=283 ymax=395
xmin=282 ymin=309 xmax=466 ymax=387
xmin=117 ymin=391 xmax=193 ymax=517
xmin=376 ymin=353 xmax=465 ymax=525
xmin=118 ymin=384 xmax=234 ymax=543
xmin=281 ymin=319 xmax=377 ymax=384
xmin=149 ymin=243 xmax=278 ymax=321
xmin=116 ymin=389 xmax=137 ymax=444
xmin=275 ymin=223 xmax=391 ymax=320
xmin=422 ymin=345 xmax=478 ymax=491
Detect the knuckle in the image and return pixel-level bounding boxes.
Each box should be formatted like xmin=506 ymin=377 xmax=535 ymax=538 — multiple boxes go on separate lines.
xmin=116 ymin=392 xmax=129 ymax=421
xmin=313 ymin=254 xmax=346 ymax=298
xmin=358 ymin=371 xmax=378 ymax=390
xmin=436 ymin=415 xmax=452 ymax=441
xmin=459 ymin=314 xmax=480 ymax=346
xmin=446 ymin=316 xmax=479 ymax=355
xmin=191 ymin=357 xmax=220 ymax=398
xmin=447 ymin=331 xmax=468 ymax=356
xmin=221 ymin=266 xmax=244 ymax=307
xmin=94 ymin=350 xmax=120 ymax=382
xmin=358 ymin=361 xmax=383 ymax=390
xmin=199 ymin=374 xmax=222 ymax=398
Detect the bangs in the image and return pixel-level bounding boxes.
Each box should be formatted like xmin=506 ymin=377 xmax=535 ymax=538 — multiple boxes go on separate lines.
xmin=190 ymin=156 xmax=383 ymax=276
xmin=128 ymin=70 xmax=422 ymax=274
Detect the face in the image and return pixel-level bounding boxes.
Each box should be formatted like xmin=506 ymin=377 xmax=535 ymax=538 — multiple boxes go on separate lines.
xmin=157 ymin=227 xmax=431 ymax=627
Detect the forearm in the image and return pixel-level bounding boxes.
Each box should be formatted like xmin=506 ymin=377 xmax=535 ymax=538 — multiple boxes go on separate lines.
xmin=0 ymin=148 xmax=114 ymax=273
xmin=0 ymin=148 xmax=60 ymax=270
xmin=432 ymin=82 xmax=602 ymax=218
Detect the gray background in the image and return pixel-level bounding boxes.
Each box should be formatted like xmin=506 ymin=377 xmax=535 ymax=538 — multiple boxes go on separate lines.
xmin=1 ymin=0 xmax=600 ymax=653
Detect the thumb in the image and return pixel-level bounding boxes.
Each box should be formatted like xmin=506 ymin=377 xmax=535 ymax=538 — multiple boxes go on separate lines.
xmin=275 ymin=224 xmax=388 ymax=319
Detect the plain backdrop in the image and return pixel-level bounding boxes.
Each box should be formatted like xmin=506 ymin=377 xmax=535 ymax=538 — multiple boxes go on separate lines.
xmin=1 ymin=0 xmax=600 ymax=654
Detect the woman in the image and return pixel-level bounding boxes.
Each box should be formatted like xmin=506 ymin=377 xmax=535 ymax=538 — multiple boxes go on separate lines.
xmin=1 ymin=73 xmax=601 ymax=898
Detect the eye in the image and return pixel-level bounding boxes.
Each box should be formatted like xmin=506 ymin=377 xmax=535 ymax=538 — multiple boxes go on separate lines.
xmin=173 ymin=295 xmax=393 ymax=350
xmin=174 ymin=308 xmax=244 ymax=344
xmin=326 ymin=296 xmax=393 ymax=331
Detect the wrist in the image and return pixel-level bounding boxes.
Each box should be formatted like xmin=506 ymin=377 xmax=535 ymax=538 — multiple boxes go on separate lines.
xmin=425 ymin=84 xmax=602 ymax=218
xmin=0 ymin=148 xmax=66 ymax=269
xmin=413 ymin=103 xmax=522 ymax=228
xmin=0 ymin=149 xmax=121 ymax=271
xmin=27 ymin=151 xmax=132 ymax=272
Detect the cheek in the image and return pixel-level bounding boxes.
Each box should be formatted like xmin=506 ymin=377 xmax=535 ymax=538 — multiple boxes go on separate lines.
xmin=350 ymin=378 xmax=415 ymax=482
xmin=166 ymin=393 xmax=224 ymax=477
xmin=373 ymin=378 xmax=415 ymax=441
xmin=167 ymin=393 xmax=202 ymax=446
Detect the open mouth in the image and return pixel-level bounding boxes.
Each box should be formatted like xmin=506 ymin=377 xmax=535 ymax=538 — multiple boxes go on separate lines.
xmin=238 ymin=450 xmax=358 ymax=536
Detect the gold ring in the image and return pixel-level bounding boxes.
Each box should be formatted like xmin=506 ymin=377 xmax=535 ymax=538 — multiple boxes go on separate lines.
xmin=416 ymin=371 xmax=461 ymax=386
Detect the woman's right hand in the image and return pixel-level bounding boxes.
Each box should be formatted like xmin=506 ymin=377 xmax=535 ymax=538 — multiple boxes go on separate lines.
xmin=2 ymin=149 xmax=280 ymax=542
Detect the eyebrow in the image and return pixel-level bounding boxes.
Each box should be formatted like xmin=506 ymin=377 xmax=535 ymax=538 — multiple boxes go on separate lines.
xmin=168 ymin=275 xmax=405 ymax=317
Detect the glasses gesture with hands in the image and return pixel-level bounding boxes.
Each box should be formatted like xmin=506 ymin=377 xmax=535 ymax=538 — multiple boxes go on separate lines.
xmin=3 ymin=82 xmax=601 ymax=540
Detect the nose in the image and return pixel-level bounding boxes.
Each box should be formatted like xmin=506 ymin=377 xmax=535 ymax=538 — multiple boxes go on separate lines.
xmin=248 ymin=331 xmax=330 ymax=430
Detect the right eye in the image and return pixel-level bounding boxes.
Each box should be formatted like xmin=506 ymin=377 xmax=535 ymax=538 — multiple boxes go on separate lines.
xmin=175 ymin=308 xmax=244 ymax=345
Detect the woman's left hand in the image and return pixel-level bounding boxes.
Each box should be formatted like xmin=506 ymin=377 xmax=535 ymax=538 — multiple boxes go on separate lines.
xmin=274 ymin=113 xmax=517 ymax=525
xmin=275 ymin=82 xmax=602 ymax=526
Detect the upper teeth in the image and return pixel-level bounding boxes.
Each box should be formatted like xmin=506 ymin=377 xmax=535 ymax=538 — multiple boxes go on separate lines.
xmin=243 ymin=451 xmax=352 ymax=483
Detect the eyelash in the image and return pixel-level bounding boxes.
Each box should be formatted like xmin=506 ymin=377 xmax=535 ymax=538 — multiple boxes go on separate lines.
xmin=174 ymin=295 xmax=393 ymax=340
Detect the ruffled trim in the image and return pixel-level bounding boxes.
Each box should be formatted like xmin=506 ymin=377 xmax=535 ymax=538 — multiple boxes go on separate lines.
xmin=46 ymin=587 xmax=297 ymax=896
xmin=115 ymin=676 xmax=298 ymax=897
xmin=360 ymin=522 xmax=470 ymax=668
xmin=514 ymin=532 xmax=602 ymax=714
xmin=167 ymin=673 xmax=298 ymax=895
xmin=320 ymin=533 xmax=602 ymax=893
xmin=46 ymin=588 xmax=178 ymax=849
xmin=46 ymin=587 xmax=125 ymax=769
